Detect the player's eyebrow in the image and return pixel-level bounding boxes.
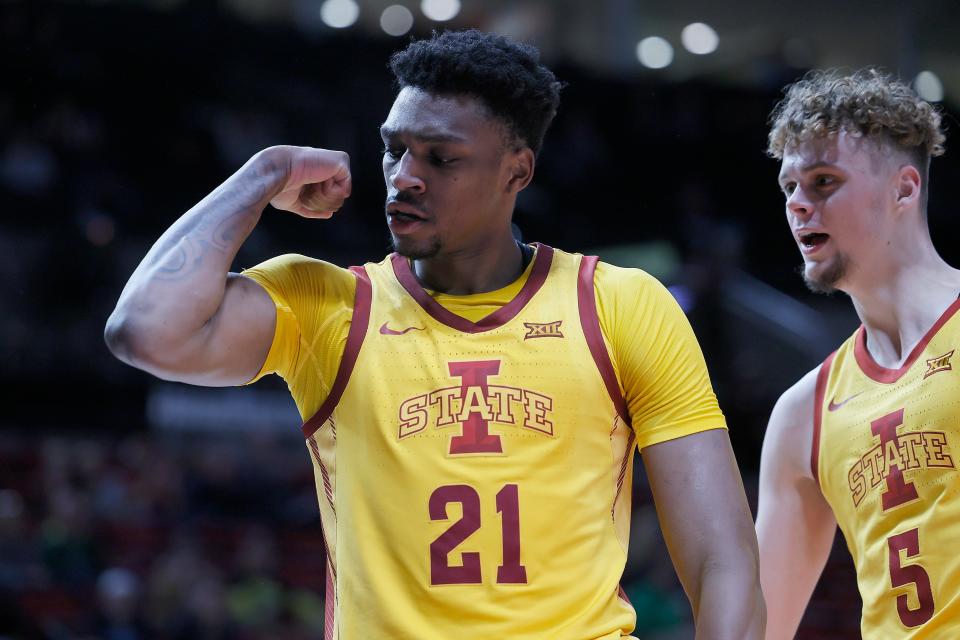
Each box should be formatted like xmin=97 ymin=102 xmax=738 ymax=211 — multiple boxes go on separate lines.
xmin=379 ymin=125 xmax=467 ymax=144
xmin=778 ymin=160 xmax=835 ymax=184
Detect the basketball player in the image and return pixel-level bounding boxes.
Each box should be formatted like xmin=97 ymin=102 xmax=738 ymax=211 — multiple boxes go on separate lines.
xmin=106 ymin=30 xmax=763 ymax=638
xmin=756 ymin=69 xmax=956 ymax=637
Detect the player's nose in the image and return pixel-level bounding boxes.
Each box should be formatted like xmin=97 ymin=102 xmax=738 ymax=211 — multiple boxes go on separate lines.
xmin=388 ymin=152 xmax=425 ymax=194
xmin=786 ymin=186 xmax=814 ymax=218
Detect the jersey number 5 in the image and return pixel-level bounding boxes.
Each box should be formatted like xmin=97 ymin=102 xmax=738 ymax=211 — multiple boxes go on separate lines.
xmin=429 ymin=484 xmax=527 ymax=585
xmin=888 ymin=528 xmax=935 ymax=627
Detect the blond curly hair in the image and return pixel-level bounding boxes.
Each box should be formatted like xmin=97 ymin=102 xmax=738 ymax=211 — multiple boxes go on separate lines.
xmin=767 ymin=68 xmax=946 ymax=167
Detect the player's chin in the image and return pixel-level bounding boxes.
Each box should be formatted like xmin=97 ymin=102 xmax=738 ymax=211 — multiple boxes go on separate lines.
xmin=391 ymin=233 xmax=441 ymax=260
xmin=800 ymin=255 xmax=848 ymax=295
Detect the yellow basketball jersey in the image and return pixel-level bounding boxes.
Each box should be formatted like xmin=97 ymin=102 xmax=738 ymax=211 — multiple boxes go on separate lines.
xmin=814 ymin=298 xmax=960 ymax=638
xmin=305 ymin=245 xmax=639 ymax=639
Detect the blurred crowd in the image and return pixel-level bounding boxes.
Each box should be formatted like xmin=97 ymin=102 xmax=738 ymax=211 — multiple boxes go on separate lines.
xmin=0 ymin=432 xmax=327 ymax=639
xmin=0 ymin=431 xmax=707 ymax=640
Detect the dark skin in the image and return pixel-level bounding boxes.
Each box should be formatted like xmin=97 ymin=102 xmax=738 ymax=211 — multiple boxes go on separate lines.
xmin=380 ymin=86 xmax=534 ymax=294
xmin=105 ymin=88 xmax=764 ymax=637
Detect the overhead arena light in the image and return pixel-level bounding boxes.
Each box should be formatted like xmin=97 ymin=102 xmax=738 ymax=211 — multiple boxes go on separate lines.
xmin=421 ymin=0 xmax=461 ymax=22
xmin=681 ymin=22 xmax=718 ymax=55
xmin=637 ymin=36 xmax=673 ymax=69
xmin=381 ymin=4 xmax=414 ymax=36
xmin=320 ymin=0 xmax=359 ymax=29
xmin=915 ymin=70 xmax=944 ymax=102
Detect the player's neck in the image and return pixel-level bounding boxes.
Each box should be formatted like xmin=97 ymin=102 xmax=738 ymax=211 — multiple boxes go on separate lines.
xmin=412 ymin=234 xmax=528 ymax=295
xmin=848 ymin=248 xmax=960 ymax=368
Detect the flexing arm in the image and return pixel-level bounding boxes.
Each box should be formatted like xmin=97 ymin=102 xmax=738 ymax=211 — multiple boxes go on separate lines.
xmin=642 ymin=429 xmax=766 ymax=639
xmin=755 ymin=369 xmax=837 ymax=639
xmin=104 ymin=145 xmax=351 ymax=386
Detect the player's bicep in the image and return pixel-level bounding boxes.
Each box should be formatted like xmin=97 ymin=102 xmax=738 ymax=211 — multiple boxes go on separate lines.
xmin=160 ymin=273 xmax=277 ymax=387
xmin=756 ymin=377 xmax=836 ymax=639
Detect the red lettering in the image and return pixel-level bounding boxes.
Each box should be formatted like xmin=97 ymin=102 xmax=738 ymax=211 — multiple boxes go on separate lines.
xmin=888 ymin=528 xmax=934 ymax=627
xmin=871 ymin=409 xmax=919 ymax=511
xmin=521 ymin=390 xmax=553 ymax=435
xmin=398 ymin=394 xmax=428 ymax=438
xmin=428 ymin=484 xmax=528 ymax=587
xmin=487 ymin=386 xmax=521 ymax=424
xmin=848 ymin=459 xmax=867 ymax=507
xmin=429 ymin=387 xmax=460 ymax=427
xmin=923 ymin=432 xmax=955 ymax=468
xmin=447 ymin=360 xmax=502 ymax=454
xmin=429 ymin=485 xmax=482 ymax=585
xmin=496 ymin=484 xmax=527 ymax=584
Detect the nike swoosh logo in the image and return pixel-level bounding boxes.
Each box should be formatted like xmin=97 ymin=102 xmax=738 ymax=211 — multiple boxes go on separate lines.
xmin=828 ymin=391 xmax=863 ymax=412
xmin=379 ymin=322 xmax=425 ymax=336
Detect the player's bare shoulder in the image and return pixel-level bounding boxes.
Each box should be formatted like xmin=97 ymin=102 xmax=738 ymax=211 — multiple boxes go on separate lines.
xmin=762 ymin=365 xmax=821 ymax=483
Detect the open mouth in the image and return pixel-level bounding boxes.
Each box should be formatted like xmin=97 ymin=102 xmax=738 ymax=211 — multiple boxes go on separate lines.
xmin=390 ymin=211 xmax=422 ymax=223
xmin=386 ymin=199 xmax=427 ymax=223
xmin=799 ymin=231 xmax=829 ymax=250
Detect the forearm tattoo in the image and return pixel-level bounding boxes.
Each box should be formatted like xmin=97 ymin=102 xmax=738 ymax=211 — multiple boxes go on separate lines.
xmin=151 ymin=159 xmax=278 ymax=282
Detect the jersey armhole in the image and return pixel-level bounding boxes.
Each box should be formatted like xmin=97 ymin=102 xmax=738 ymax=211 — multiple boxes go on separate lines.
xmin=811 ymin=350 xmax=838 ymax=486
xmin=577 ymin=255 xmax=632 ymax=427
xmin=301 ymin=265 xmax=373 ymax=438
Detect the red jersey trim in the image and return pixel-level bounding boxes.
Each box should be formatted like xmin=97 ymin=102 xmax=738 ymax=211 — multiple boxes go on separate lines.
xmin=390 ymin=244 xmax=554 ymax=334
xmin=812 ymin=350 xmax=837 ymax=487
xmin=308 ymin=435 xmax=336 ymax=515
xmin=301 ymin=265 xmax=373 ymax=438
xmin=324 ymin=560 xmax=336 ymax=639
xmin=611 ymin=427 xmax=636 ymax=519
xmin=577 ymin=255 xmax=631 ymax=426
xmin=853 ymin=297 xmax=960 ymax=384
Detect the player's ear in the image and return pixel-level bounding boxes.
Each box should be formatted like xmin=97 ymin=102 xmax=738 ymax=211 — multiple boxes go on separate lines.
xmin=895 ymin=163 xmax=922 ymax=211
xmin=505 ymin=147 xmax=535 ymax=194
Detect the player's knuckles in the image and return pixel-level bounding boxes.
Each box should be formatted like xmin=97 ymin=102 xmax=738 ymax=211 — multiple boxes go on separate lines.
xmin=333 ymin=155 xmax=351 ymax=183
xmin=321 ymin=179 xmax=350 ymax=202
xmin=294 ymin=203 xmax=334 ymax=219
xmin=310 ymin=149 xmax=349 ymax=174
xmin=299 ymin=183 xmax=342 ymax=212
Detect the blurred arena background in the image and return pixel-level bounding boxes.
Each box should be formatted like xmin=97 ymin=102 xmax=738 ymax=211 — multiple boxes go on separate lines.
xmin=2 ymin=0 xmax=958 ymax=637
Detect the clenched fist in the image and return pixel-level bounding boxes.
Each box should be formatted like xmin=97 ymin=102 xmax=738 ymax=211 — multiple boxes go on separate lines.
xmin=264 ymin=146 xmax=352 ymax=219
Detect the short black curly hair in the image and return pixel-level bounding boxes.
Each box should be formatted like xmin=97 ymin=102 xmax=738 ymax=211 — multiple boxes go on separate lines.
xmin=389 ymin=30 xmax=562 ymax=155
